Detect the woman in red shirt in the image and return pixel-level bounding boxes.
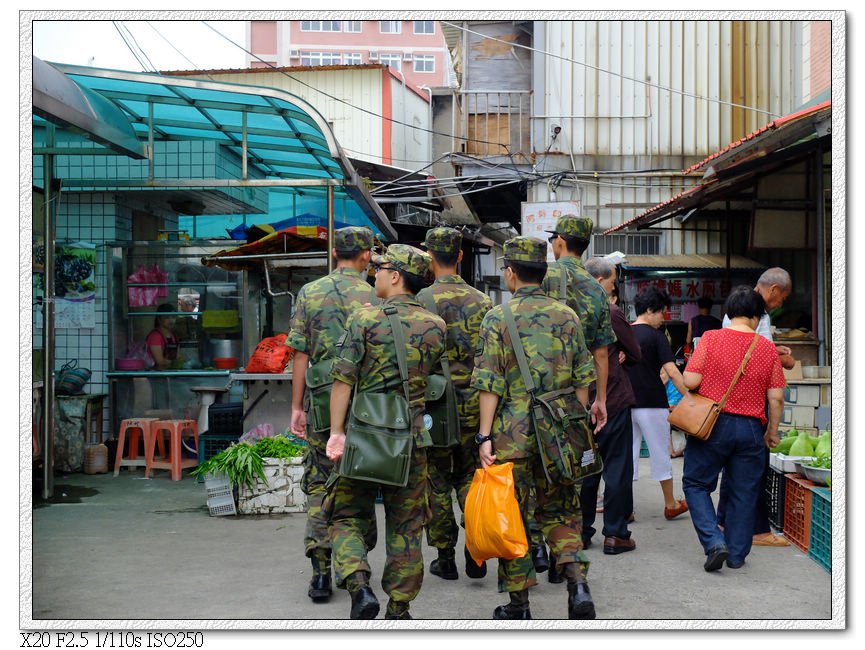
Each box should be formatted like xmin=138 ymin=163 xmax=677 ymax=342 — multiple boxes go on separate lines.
xmin=681 ymin=285 xmax=785 ymax=572
xmin=146 ymin=303 xmax=179 ymax=370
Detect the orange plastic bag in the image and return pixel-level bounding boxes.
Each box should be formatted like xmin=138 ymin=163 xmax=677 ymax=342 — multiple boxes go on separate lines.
xmin=464 ymin=462 xmax=529 ymax=565
xmin=244 ymin=333 xmax=293 ymax=373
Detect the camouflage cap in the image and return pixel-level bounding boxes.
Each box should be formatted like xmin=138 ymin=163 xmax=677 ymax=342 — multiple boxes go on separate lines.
xmin=372 ymin=244 xmax=432 ymax=278
xmin=421 ymin=226 xmax=462 ymax=254
xmin=334 ymin=226 xmax=374 ymax=253
xmin=547 ymin=214 xmax=594 ymax=240
xmin=501 ymin=236 xmax=548 ymax=265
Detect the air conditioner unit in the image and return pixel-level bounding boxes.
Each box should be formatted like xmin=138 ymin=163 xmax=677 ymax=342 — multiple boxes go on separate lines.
xmin=403 ymin=51 xmax=413 ymax=61
xmin=289 ymin=50 xmax=300 ymax=59
xmin=368 ymin=50 xmax=379 ymax=61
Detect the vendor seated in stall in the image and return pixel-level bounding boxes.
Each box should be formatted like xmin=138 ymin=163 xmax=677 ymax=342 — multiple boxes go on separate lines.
xmin=147 ymin=303 xmax=179 ymax=370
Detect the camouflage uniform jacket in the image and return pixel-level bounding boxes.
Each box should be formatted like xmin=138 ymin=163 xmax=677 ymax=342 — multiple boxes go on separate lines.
xmin=542 ymin=256 xmax=617 ymax=351
xmin=332 ymin=293 xmax=446 ymax=448
xmin=470 ymin=286 xmax=595 ymax=461
xmin=286 ymin=268 xmax=377 ymax=364
xmin=416 ymin=274 xmax=493 ymax=430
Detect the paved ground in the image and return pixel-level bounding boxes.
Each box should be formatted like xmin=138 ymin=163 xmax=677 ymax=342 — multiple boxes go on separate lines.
xmin=26 ymin=456 xmax=833 ymax=629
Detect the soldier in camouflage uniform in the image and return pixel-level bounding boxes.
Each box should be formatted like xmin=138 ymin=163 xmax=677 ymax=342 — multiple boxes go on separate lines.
xmin=471 ymin=236 xmax=598 ymax=620
xmin=416 ymin=227 xmax=493 ymax=581
xmin=326 ymin=244 xmax=446 ymax=620
xmin=287 ymin=226 xmax=377 ymax=603
xmin=538 ymin=214 xmax=617 ymax=579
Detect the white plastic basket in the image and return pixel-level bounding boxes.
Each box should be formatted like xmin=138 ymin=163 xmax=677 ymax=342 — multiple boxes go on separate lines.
xmin=204 ymin=473 xmax=232 ymax=499
xmin=207 ymin=493 xmax=236 ymax=517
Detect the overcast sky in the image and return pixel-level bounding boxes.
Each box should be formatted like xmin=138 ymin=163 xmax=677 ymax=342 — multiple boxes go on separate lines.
xmin=32 ymin=20 xmax=248 ymax=72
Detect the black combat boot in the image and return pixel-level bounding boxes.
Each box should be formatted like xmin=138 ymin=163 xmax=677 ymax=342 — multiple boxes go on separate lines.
xmin=430 ymin=548 xmax=459 ymax=580
xmin=307 ymin=549 xmax=332 ymax=602
xmin=385 ymin=600 xmax=413 ymax=620
xmin=565 ymin=561 xmax=596 ymax=619
xmin=531 ymin=543 xmax=550 ymax=573
xmin=493 ymin=590 xmax=532 ymax=620
xmin=346 ymin=571 xmax=380 ymax=620
xmin=465 ymin=545 xmax=487 ymax=579
xmin=547 ymin=555 xmax=564 ymax=584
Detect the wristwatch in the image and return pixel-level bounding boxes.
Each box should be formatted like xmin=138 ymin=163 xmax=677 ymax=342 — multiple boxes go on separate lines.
xmin=474 ymin=433 xmax=493 ymax=445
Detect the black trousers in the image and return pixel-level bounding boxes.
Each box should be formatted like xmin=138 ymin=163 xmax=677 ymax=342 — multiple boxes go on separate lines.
xmin=580 ymin=408 xmax=634 ymax=541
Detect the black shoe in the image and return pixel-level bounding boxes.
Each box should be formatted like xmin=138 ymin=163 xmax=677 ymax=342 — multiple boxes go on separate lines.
xmin=350 ymin=586 xmax=380 ymax=620
xmin=567 ymin=582 xmax=596 ymax=620
xmin=582 ymin=535 xmax=592 ymax=550
xmin=493 ymin=604 xmax=532 ymax=620
xmin=307 ymin=573 xmax=332 ymax=602
xmin=531 ymin=544 xmax=550 ymax=573
xmin=726 ymin=558 xmax=745 ymax=569
xmin=430 ymin=557 xmax=459 ymax=580
xmin=548 ymin=557 xmax=565 ymax=584
xmin=465 ymin=546 xmax=487 ymax=579
xmin=704 ymin=545 xmax=729 ymax=572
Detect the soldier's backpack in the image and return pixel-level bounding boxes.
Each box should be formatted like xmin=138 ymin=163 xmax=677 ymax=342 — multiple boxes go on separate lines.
xmin=419 ymin=292 xmax=460 ymax=448
xmin=338 ymin=305 xmax=414 ymax=487
xmin=502 ymin=302 xmax=602 ymax=486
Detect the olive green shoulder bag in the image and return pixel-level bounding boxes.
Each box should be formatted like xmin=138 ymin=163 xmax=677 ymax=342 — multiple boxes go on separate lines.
xmin=338 ymin=305 xmax=413 ymax=487
xmin=502 ymin=302 xmax=602 ymax=486
xmin=419 ymin=292 xmax=460 ymax=447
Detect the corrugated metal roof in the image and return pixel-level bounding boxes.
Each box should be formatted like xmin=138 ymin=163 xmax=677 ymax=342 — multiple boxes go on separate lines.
xmin=620 ymin=254 xmax=767 ymax=271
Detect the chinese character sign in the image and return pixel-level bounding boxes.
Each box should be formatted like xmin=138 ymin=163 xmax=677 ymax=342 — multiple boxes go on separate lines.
xmin=521 ymin=201 xmax=582 ymax=262
xmin=623 ymin=277 xmax=734 ymax=321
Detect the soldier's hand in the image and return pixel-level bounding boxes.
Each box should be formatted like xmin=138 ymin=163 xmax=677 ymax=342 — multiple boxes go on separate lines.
xmin=478 ymin=441 xmax=496 ymax=468
xmin=290 ymin=409 xmax=307 ymax=439
xmin=590 ymin=399 xmax=607 ymax=434
xmin=326 ymin=432 xmax=346 ymax=462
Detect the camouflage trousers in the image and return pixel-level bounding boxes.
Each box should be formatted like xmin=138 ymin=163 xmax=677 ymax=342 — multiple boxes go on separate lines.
xmin=424 ymin=431 xmax=480 ymax=551
xmin=301 ymin=443 xmax=377 ymax=557
xmin=497 ymin=456 xmax=589 ymax=593
xmin=327 ymin=446 xmax=430 ymax=605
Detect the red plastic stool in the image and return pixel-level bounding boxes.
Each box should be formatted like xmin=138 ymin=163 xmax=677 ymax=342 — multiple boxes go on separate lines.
xmin=146 ymin=419 xmax=199 ymax=481
xmin=114 ymin=418 xmax=165 ymax=477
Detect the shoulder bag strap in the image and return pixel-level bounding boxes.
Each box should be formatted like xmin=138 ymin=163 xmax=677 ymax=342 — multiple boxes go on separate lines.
xmin=383 ymin=305 xmax=412 ymax=405
xmin=502 ymin=301 xmax=536 ymax=395
xmin=419 ymin=292 xmax=454 ymax=385
xmin=717 ymin=333 xmax=761 ymax=410
xmin=559 ymin=263 xmax=568 ymax=303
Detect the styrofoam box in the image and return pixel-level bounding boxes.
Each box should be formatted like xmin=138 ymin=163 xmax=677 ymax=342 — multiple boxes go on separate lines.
xmin=784 ymin=385 xmax=821 ymax=407
xmin=781 ymin=405 xmax=816 ymax=428
xmin=771 ymin=453 xmax=817 ymax=473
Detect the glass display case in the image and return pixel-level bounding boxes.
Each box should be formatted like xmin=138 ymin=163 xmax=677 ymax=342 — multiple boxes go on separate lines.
xmin=106 ymin=241 xmax=248 ymax=433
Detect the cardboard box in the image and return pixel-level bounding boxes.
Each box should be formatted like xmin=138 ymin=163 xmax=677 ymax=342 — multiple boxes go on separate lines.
xmin=784 ymin=384 xmax=821 ymax=407
xmin=820 ymin=384 xmax=831 ymax=406
xmin=781 ymin=405 xmax=816 ymax=428
xmin=783 ymin=360 xmax=803 ymax=381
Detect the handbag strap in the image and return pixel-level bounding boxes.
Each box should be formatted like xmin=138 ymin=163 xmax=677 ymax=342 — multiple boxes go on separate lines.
xmin=383 ymin=305 xmax=412 ymax=405
xmin=419 ymin=292 xmax=454 ymax=384
xmin=502 ymin=301 xmax=537 ymax=395
xmin=717 ymin=333 xmax=761 ymax=409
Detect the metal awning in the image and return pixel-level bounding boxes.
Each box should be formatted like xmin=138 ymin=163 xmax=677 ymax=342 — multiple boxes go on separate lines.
xmin=620 ymin=254 xmax=767 ymax=272
xmin=33 ymin=58 xmax=396 ymax=240
xmin=605 ymin=100 xmax=831 ymax=234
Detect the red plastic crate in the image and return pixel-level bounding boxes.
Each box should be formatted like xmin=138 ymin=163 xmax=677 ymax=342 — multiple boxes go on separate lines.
xmin=783 ymin=473 xmax=818 ymax=553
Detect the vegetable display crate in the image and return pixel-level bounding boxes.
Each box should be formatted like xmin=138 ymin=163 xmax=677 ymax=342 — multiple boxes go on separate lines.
xmin=783 ymin=473 xmax=818 ymax=553
xmin=765 ymin=467 xmax=786 ymax=531
xmin=640 ymin=439 xmax=650 ymax=458
xmin=808 ymin=487 xmax=831 ymax=572
xmin=237 ymin=456 xmax=307 ymax=515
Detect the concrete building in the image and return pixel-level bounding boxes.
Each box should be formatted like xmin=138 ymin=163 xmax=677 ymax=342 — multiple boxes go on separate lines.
xmin=247 ymin=19 xmax=453 ymax=90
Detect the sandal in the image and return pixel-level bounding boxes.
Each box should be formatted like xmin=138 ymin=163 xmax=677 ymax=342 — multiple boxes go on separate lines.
xmin=752 ymin=532 xmax=790 ymax=547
